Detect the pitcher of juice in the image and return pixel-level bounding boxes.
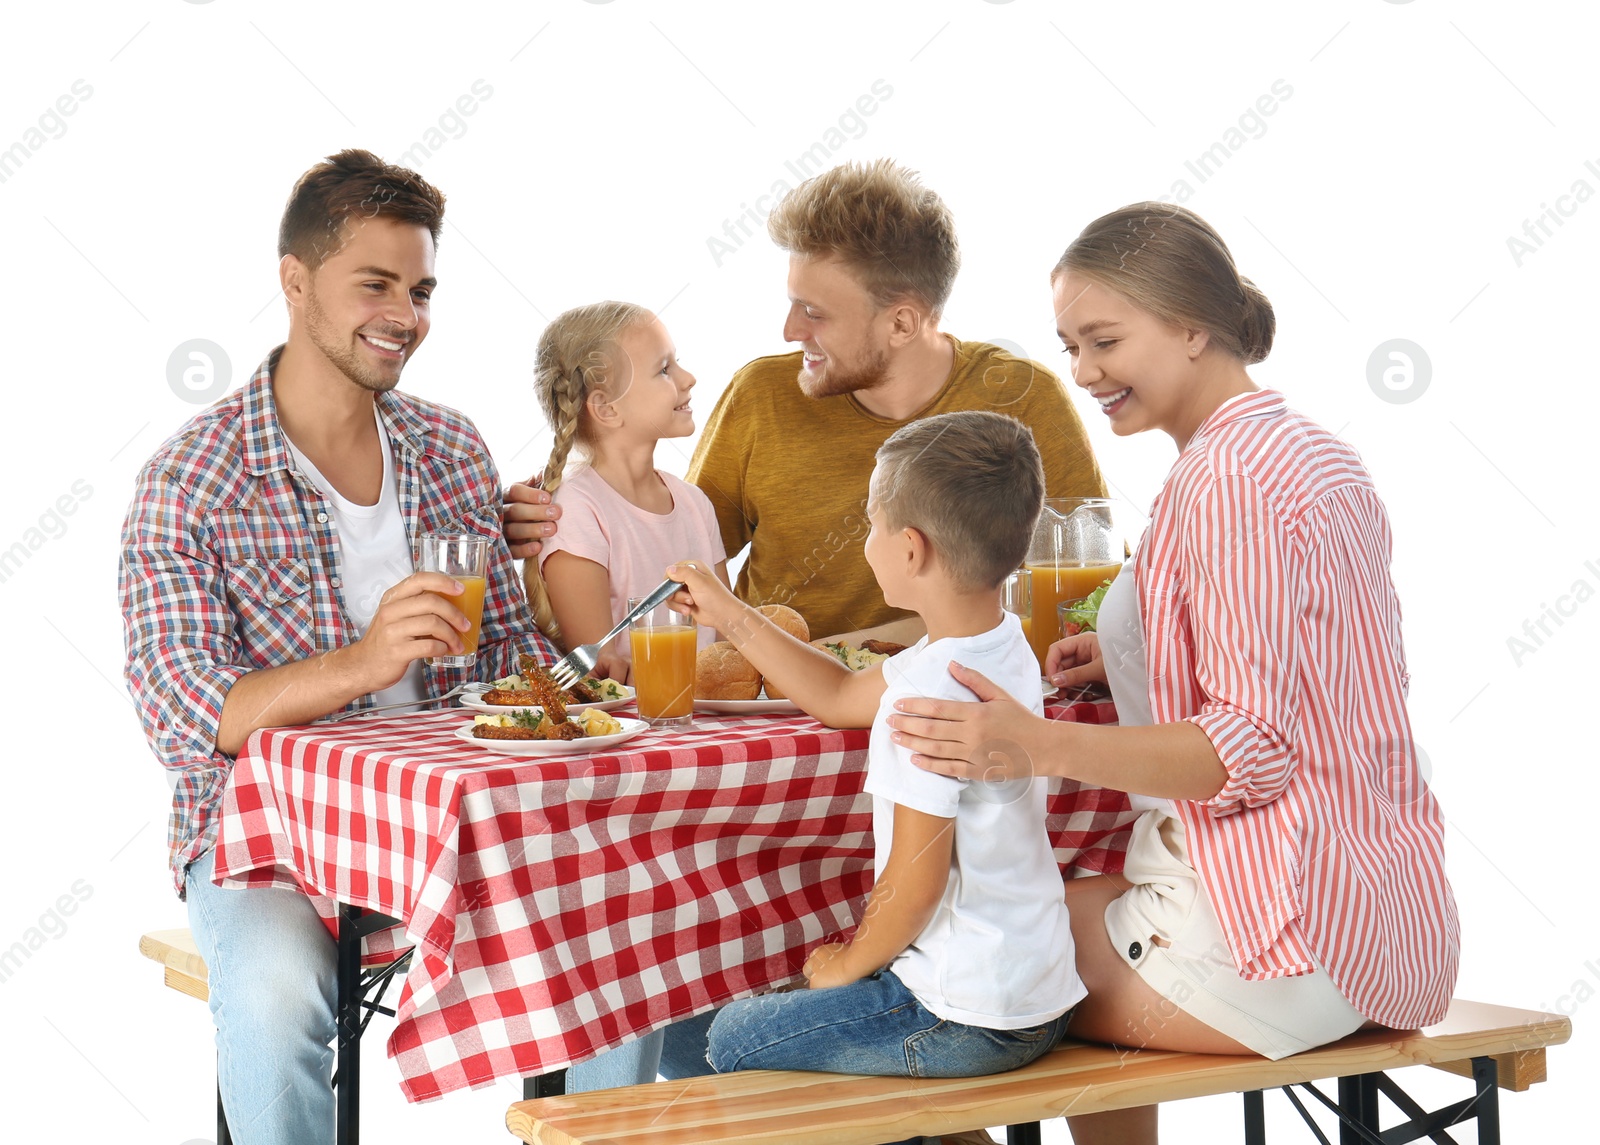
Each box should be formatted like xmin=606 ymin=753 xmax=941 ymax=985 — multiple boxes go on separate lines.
xmin=1022 ymin=498 xmax=1124 ymax=672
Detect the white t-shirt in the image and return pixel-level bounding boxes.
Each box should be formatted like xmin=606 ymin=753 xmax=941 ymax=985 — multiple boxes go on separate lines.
xmin=537 ymin=466 xmax=727 ymax=665
xmin=866 ymin=611 xmax=1086 ymax=1029
xmin=285 ymin=410 xmax=426 ymax=710
xmin=1096 ymin=563 xmax=1173 ymax=815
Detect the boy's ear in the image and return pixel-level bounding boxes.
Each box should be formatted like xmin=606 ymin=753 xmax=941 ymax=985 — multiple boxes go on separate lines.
xmin=904 ymin=526 xmax=933 ymax=577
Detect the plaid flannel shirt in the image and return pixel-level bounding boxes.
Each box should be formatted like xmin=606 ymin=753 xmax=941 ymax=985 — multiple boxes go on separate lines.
xmin=120 ymin=347 xmax=557 ymax=895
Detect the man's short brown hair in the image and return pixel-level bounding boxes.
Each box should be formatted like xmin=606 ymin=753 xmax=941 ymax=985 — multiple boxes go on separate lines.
xmin=871 ymin=411 xmax=1044 ymax=591
xmin=277 ymin=149 xmax=446 ymax=270
xmin=767 ymin=159 xmax=959 ymax=316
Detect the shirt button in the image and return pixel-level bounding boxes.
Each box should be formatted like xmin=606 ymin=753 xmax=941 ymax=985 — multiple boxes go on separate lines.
xmin=331 ymin=576 xmax=342 ymax=588
xmin=316 ymin=512 xmax=329 ymax=524
xmin=1128 ymin=941 xmax=1143 ymax=961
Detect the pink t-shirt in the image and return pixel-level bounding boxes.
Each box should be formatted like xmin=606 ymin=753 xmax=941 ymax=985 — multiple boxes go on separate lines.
xmin=538 ymin=466 xmax=727 ymax=665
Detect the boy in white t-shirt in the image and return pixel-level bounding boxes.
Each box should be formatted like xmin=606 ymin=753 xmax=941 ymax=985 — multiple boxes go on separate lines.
xmin=668 ymin=411 xmax=1083 ymax=1079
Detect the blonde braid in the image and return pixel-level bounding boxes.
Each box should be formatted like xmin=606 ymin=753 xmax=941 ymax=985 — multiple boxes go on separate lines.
xmin=524 ymin=300 xmax=650 ymax=645
xmin=540 ymin=371 xmax=587 ymax=497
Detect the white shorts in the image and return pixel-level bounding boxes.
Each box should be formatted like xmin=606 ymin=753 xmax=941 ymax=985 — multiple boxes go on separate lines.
xmin=1102 ymin=809 xmax=1365 ymax=1060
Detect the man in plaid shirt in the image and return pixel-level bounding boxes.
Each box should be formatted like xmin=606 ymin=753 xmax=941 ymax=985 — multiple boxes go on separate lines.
xmin=120 ymin=150 xmax=555 ymax=1145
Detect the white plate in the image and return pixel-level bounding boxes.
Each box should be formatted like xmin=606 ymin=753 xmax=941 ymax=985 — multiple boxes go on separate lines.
xmin=459 ymin=687 xmax=634 ymax=716
xmin=693 ymin=696 xmax=802 ymax=715
xmin=453 ymin=717 xmax=649 ymax=756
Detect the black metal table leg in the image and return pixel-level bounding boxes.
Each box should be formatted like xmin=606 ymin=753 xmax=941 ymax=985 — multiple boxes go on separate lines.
xmin=525 ymin=1070 xmax=567 ymax=1099
xmin=1005 ymin=1123 xmax=1041 ymax=1145
xmin=1471 ymin=1057 xmax=1500 ymax=1145
xmin=216 ymin=1073 xmax=232 ymax=1145
xmin=1243 ymin=1090 xmax=1266 ymax=1145
xmin=1338 ymin=1073 xmax=1380 ymax=1143
xmin=336 ymin=903 xmax=362 ymax=1145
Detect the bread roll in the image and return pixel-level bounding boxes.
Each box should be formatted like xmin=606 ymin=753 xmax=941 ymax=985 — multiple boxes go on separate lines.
xmin=757 ymin=603 xmax=809 ymax=642
xmin=696 ymin=641 xmax=761 ymax=700
xmin=755 ymin=605 xmax=808 ymax=699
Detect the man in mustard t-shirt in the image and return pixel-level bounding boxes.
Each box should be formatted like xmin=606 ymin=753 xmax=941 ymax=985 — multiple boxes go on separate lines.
xmin=506 ymin=160 xmax=1104 ymax=642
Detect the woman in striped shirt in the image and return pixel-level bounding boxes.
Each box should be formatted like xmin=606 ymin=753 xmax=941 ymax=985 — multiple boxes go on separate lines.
xmin=889 ymin=203 xmax=1458 ymax=1144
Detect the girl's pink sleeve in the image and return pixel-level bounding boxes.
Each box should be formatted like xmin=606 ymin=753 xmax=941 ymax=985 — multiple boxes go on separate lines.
xmin=537 ymin=480 xmax=611 ymax=571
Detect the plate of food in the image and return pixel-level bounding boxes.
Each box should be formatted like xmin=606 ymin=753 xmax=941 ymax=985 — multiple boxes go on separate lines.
xmin=817 ymin=638 xmax=907 ymax=670
xmin=692 ymin=606 xmax=813 ymax=714
xmin=460 ymin=655 xmax=633 ymax=714
xmin=694 ymin=694 xmax=802 ymax=715
xmin=455 ymin=710 xmax=649 ymax=756
xmin=689 ymin=615 xmax=910 ymax=714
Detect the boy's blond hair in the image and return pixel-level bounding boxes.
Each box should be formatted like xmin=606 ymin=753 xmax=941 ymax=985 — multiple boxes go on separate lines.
xmin=871 ymin=412 xmax=1044 ymax=591
xmin=767 ymin=159 xmax=959 ymax=316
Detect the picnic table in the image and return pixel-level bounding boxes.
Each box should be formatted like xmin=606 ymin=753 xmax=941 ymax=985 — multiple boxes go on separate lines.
xmin=213 ymin=699 xmax=1137 ymax=1103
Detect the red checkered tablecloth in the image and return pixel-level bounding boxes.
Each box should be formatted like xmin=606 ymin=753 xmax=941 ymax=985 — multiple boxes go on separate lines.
xmin=213 ymin=699 xmax=1135 ymax=1102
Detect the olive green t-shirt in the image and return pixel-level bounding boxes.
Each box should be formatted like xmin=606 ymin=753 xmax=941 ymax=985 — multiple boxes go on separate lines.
xmin=686 ymin=337 xmax=1106 ymax=637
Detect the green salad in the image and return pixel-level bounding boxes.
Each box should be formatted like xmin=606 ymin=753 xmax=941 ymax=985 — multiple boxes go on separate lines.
xmin=1060 ymin=579 xmax=1114 ymax=634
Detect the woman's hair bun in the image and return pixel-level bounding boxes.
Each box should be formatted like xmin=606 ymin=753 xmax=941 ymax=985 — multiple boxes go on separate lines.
xmin=1237 ymin=276 xmax=1275 ymax=365
xmin=1054 ymin=203 xmax=1274 ymax=366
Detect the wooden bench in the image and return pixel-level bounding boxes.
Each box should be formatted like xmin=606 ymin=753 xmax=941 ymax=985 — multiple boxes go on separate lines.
xmin=140 ymin=927 xmax=211 ymax=1002
xmin=140 ymin=929 xmax=231 ymax=1145
xmin=505 ymin=998 xmax=1570 ymax=1144
xmin=140 ymin=923 xmax=415 ymax=1145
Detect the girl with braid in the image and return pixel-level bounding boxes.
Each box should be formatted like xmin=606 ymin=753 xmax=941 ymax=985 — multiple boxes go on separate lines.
xmin=528 ymin=301 xmax=730 ymax=683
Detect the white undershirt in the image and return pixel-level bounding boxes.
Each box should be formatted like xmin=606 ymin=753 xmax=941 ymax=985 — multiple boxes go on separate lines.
xmin=1097 ymin=562 xmax=1174 ymax=815
xmin=285 ymin=408 xmax=426 ymax=710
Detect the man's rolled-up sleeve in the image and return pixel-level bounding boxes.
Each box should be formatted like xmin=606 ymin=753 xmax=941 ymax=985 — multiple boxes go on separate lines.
xmin=120 ymin=464 xmax=246 ymax=769
xmin=1178 ymin=471 xmax=1303 ymax=816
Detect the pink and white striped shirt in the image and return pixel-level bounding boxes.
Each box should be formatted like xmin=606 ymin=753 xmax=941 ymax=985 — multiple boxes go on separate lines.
xmin=1136 ymin=389 xmax=1458 ymax=1030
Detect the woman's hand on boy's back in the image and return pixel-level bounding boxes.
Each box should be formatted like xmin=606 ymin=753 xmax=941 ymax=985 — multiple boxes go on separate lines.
xmin=888 ymin=663 xmax=1047 ymax=783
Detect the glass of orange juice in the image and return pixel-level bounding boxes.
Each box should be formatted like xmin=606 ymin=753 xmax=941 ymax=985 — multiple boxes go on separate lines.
xmin=1023 ymin=498 xmax=1125 ymax=672
xmin=1002 ymin=568 xmax=1032 ymax=650
xmin=628 ymin=598 xmax=696 ymax=728
xmin=419 ymin=533 xmax=489 ymax=669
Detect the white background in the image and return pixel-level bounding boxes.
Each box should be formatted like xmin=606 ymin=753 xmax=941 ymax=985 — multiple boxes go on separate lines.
xmin=1 ymin=1 xmax=1594 ymax=1142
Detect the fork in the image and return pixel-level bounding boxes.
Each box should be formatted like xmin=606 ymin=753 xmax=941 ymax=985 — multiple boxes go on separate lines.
xmin=328 ymin=681 xmax=490 ymax=722
xmin=548 ymin=577 xmax=684 ymax=691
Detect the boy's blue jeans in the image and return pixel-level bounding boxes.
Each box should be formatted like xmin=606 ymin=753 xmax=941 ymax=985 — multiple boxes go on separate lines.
xmin=566 ymin=1010 xmax=718 ymax=1090
xmin=706 ymin=968 xmax=1072 ymax=1077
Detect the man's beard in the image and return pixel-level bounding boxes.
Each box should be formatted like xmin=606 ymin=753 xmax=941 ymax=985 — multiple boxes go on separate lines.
xmin=797 ymin=344 xmax=890 ymax=400
xmin=305 ymin=288 xmax=407 ymax=394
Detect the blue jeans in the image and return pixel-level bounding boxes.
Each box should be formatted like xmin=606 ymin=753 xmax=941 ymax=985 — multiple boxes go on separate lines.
xmin=185 ymin=849 xmax=338 ymax=1145
xmin=565 ymin=1009 xmax=718 ymax=1090
xmin=706 ymin=969 xmax=1071 ymax=1077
